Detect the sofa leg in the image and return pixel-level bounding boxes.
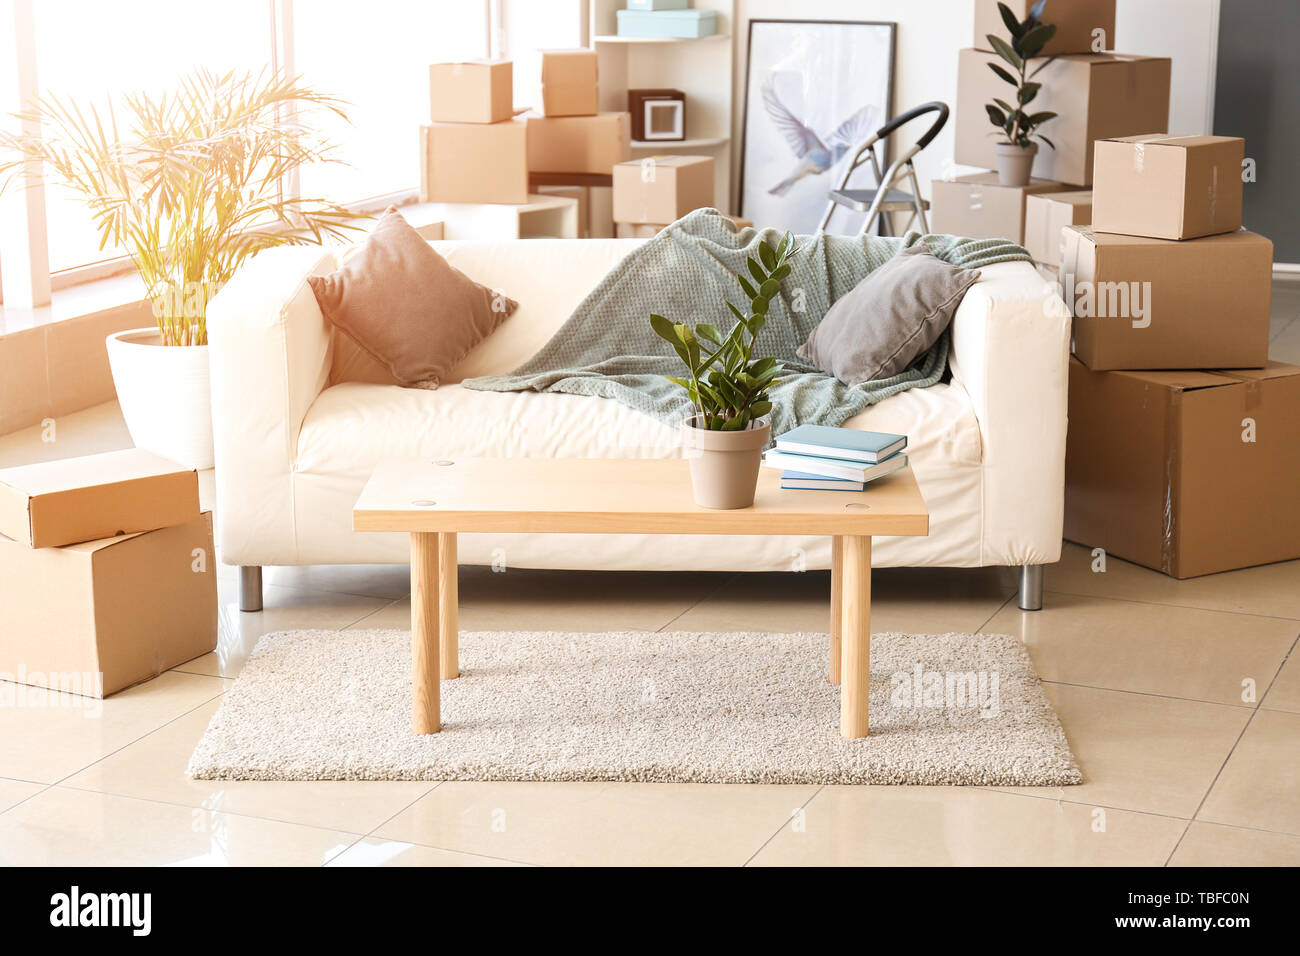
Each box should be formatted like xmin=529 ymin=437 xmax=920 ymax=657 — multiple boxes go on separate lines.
xmin=239 ymin=566 xmax=264 ymax=612
xmin=1018 ymin=564 xmax=1044 ymax=611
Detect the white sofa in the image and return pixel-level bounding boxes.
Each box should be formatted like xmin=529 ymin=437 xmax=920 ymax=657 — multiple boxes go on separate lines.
xmin=207 ymin=238 xmax=1071 ymax=611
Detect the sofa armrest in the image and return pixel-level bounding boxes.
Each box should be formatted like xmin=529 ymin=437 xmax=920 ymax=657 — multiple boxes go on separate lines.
xmin=948 ymin=260 xmax=1071 ymax=567
xmin=207 ymin=245 xmax=339 ymax=565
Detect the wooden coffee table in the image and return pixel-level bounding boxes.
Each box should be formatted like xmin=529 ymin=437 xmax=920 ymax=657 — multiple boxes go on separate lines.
xmin=353 ymin=457 xmax=928 ymax=739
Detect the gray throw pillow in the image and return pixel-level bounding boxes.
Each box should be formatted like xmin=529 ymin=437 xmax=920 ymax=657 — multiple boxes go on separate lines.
xmin=796 ymin=243 xmax=980 ymax=385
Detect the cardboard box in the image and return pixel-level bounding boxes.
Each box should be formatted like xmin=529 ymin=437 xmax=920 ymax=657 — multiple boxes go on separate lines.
xmin=1066 ymin=359 xmax=1300 ymax=578
xmin=955 ymin=50 xmax=1171 ymax=186
xmin=419 ymin=119 xmax=529 ymax=204
xmin=930 ymin=173 xmax=1066 ymax=243
xmin=539 ymin=49 xmax=598 ymax=117
xmin=1091 ymin=135 xmax=1245 ymax=240
xmin=429 ymin=60 xmax=513 ymax=124
xmin=0 ymin=512 xmax=218 ymax=697
xmin=0 ymin=448 xmax=199 ymax=549
xmin=974 ymin=0 xmax=1116 ymax=55
xmin=612 ymin=155 xmax=714 ymax=224
xmin=1061 ymin=226 xmax=1272 ymax=371
xmin=1024 ymin=190 xmax=1093 ymax=265
xmin=526 ymin=112 xmax=631 ymax=175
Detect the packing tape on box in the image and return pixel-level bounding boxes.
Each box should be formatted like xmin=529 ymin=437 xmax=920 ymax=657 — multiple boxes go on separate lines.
xmin=1243 ymin=378 xmax=1262 ymax=412
xmin=1208 ymin=166 xmax=1219 ymax=226
xmin=1132 ymin=143 xmax=1145 ymax=173
xmin=1161 ymin=391 xmax=1180 ymax=575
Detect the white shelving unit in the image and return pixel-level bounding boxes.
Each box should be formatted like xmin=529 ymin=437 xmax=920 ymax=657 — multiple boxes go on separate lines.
xmin=587 ymin=0 xmax=736 ymax=210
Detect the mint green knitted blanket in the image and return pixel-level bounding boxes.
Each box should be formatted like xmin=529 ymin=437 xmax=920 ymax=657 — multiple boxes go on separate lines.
xmin=463 ymin=208 xmax=1030 ymax=435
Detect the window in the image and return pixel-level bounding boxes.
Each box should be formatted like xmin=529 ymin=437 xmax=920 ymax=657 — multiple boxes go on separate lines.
xmin=14 ymin=0 xmax=491 ymax=290
xmin=294 ymin=0 xmax=489 ymax=205
xmin=31 ymin=0 xmax=275 ymax=274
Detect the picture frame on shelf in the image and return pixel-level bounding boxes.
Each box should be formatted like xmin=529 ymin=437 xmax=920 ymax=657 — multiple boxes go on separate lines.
xmin=739 ymin=18 xmax=895 ymax=234
xmin=629 ymin=88 xmax=686 ymax=142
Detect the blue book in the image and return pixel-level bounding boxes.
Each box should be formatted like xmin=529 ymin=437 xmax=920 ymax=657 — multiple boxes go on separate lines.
xmin=774 ymin=424 xmax=907 ymax=464
xmin=764 ymin=450 xmax=907 ymax=484
xmin=780 ymin=470 xmax=867 ymax=492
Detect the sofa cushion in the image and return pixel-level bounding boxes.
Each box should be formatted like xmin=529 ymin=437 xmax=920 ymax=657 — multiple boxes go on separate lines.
xmin=796 ymin=242 xmax=980 ymax=386
xmin=308 ymin=207 xmax=518 ymax=389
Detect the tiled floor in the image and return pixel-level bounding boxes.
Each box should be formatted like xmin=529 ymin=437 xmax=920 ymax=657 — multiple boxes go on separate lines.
xmin=0 ymin=279 xmax=1297 ymax=866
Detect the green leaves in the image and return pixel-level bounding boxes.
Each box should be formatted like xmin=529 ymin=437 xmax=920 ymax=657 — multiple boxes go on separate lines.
xmin=984 ymin=4 xmax=1058 ymax=151
xmin=650 ymin=231 xmax=798 ymax=430
xmin=987 ymin=35 xmax=1021 ymax=70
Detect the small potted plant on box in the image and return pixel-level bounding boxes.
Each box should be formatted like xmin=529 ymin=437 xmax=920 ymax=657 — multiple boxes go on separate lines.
xmin=0 ymin=70 xmax=358 ymax=469
xmin=984 ymin=1 xmax=1058 ymax=186
xmin=650 ymin=231 xmax=797 ymax=510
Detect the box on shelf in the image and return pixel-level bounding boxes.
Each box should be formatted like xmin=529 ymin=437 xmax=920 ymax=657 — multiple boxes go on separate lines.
xmin=1091 ymin=134 xmax=1245 ymax=240
xmin=539 ymin=49 xmax=598 ymax=117
xmin=930 ymin=172 xmax=1066 ymax=244
xmin=955 ymin=50 xmax=1171 ymax=186
xmin=1061 ymin=226 xmax=1272 ymax=371
xmin=1066 ymin=358 xmax=1300 ymax=578
xmin=419 ymin=119 xmax=529 ymax=204
xmin=526 ymin=112 xmax=631 ymax=175
xmin=974 ymin=0 xmax=1116 ymax=55
xmin=628 ymin=88 xmax=686 ymax=142
xmin=429 ymin=59 xmax=513 ymax=124
xmin=0 ymin=512 xmax=218 ymax=697
xmin=612 ymin=154 xmax=714 ymax=224
xmin=1024 ymin=190 xmax=1093 ymax=266
xmin=616 ymin=8 xmax=718 ymax=39
xmin=0 ymin=448 xmax=199 ymax=549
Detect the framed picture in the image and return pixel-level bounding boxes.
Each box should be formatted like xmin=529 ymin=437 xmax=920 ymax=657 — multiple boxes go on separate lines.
xmin=629 ymin=88 xmax=686 ymax=141
xmin=739 ymin=19 xmax=896 ymax=234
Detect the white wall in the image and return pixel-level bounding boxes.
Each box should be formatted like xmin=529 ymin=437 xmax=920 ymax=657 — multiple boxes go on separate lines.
xmin=729 ymin=0 xmax=1220 ymax=211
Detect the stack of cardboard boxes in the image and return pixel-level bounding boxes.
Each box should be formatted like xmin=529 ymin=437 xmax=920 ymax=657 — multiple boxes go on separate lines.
xmin=0 ymin=449 xmax=217 ymax=698
xmin=1061 ymin=134 xmax=1300 ymax=578
xmin=934 ymin=0 xmax=1171 ymax=250
xmin=422 ymin=53 xmax=631 ymax=238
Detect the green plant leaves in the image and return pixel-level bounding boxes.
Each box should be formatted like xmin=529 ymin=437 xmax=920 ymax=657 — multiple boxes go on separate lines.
xmin=987 ymin=35 xmax=1022 ymax=70
xmin=985 ymin=104 xmax=1007 ymax=128
xmin=657 ymin=230 xmax=796 ymax=429
xmin=988 ymin=62 xmax=1018 ymax=86
xmin=997 ymin=2 xmax=1023 ymax=37
xmin=1020 ymin=22 xmax=1056 ymax=57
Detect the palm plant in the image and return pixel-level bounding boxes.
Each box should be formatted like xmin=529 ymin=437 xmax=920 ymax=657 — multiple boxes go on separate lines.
xmin=0 ymin=68 xmax=360 ymax=345
xmin=650 ymin=231 xmax=797 ymax=431
xmin=984 ymin=0 xmax=1059 ymax=149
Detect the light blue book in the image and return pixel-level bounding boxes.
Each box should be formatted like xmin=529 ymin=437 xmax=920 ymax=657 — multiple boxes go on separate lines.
xmin=780 ymin=470 xmax=866 ymax=492
xmin=774 ymin=424 xmax=907 ymax=464
xmin=764 ymin=451 xmax=907 ymax=484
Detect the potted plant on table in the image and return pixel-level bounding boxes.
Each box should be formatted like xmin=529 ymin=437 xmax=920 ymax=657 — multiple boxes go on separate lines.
xmin=650 ymin=231 xmax=798 ymax=510
xmin=0 ymin=70 xmax=358 ymax=469
xmin=984 ymin=1 xmax=1059 ymax=186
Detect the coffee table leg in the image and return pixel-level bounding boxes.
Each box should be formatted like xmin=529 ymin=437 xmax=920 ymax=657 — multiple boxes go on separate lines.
xmin=411 ymin=532 xmax=441 ymax=734
xmin=439 ymin=532 xmax=459 ymax=679
xmin=829 ymin=535 xmax=843 ymax=685
xmin=839 ymin=535 xmax=871 ymax=739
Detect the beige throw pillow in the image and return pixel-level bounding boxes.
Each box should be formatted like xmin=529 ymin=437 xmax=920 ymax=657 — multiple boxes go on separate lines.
xmin=796 ymin=243 xmax=980 ymax=386
xmin=308 ymin=207 xmax=518 ymax=389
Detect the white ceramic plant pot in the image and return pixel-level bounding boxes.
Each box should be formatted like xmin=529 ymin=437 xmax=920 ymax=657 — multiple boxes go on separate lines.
xmin=993 ymin=142 xmax=1038 ymax=187
xmin=105 ymin=328 xmax=215 ymax=469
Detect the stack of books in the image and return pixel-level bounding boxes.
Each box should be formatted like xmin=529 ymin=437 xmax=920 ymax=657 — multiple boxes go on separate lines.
xmin=763 ymin=425 xmax=908 ymax=492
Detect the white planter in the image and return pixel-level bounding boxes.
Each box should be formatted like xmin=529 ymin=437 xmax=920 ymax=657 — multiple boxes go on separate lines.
xmin=105 ymin=328 xmax=215 ymax=469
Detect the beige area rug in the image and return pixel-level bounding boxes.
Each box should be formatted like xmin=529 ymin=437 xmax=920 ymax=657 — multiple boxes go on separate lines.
xmin=187 ymin=628 xmax=1081 ymax=786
